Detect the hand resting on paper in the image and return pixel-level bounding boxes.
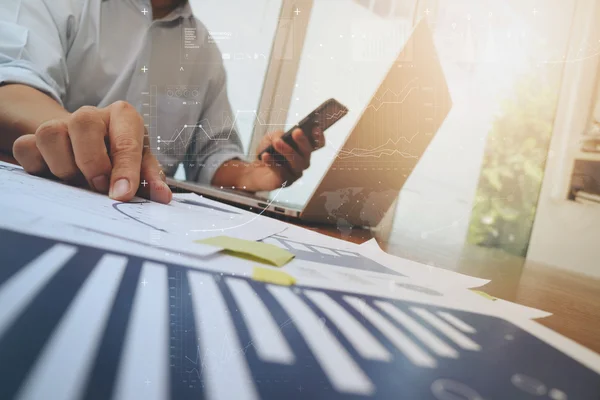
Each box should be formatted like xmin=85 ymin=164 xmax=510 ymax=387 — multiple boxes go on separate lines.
xmin=10 ymin=95 xmax=172 ymax=204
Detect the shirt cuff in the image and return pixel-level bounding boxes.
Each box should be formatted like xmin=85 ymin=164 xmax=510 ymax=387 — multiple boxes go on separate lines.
xmin=0 ymin=61 xmax=63 ymax=105
xmin=194 ymin=146 xmax=246 ymax=185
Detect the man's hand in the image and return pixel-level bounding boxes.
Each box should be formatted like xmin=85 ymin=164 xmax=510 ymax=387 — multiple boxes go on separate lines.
xmin=12 ymin=101 xmax=172 ymax=204
xmin=212 ymin=126 xmax=324 ymax=192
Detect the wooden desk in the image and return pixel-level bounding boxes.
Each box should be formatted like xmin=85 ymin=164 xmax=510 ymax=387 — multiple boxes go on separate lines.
xmin=4 ymin=152 xmax=599 ymax=354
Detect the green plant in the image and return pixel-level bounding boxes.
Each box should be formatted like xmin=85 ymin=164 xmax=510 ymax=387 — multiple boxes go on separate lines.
xmin=467 ymin=75 xmax=558 ymax=257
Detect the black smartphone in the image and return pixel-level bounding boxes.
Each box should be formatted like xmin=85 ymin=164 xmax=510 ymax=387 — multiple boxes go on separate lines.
xmin=258 ymin=98 xmax=348 ymax=162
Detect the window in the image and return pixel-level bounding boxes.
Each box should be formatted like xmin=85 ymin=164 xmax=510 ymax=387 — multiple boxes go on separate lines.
xmin=568 ymin=69 xmax=600 ymax=203
xmin=266 ymin=0 xmax=419 ymax=205
xmin=188 ymin=0 xmax=284 ymax=152
xmin=390 ymin=0 xmax=577 ymax=263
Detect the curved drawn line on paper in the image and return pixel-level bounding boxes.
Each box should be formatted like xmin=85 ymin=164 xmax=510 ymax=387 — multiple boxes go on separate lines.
xmin=172 ymin=198 xmax=240 ymax=215
xmin=110 ymin=183 xmax=286 ymax=234
xmin=190 ymin=182 xmax=287 ymax=232
xmin=112 ymin=202 xmax=168 ymax=233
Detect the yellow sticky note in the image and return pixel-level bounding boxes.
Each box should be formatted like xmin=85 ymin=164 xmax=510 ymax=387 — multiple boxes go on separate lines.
xmin=470 ymin=290 xmax=497 ymax=301
xmin=252 ymin=267 xmax=296 ymax=286
xmin=196 ymin=236 xmax=295 ymax=267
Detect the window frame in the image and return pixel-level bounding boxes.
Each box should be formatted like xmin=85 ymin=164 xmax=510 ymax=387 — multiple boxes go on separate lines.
xmin=248 ymin=0 xmax=315 ymax=156
xmin=541 ymin=0 xmax=600 ymax=201
xmin=248 ymin=0 xmax=426 ymax=157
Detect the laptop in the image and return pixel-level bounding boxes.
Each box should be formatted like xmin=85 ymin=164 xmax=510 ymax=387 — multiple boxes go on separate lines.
xmin=168 ymin=19 xmax=452 ymax=227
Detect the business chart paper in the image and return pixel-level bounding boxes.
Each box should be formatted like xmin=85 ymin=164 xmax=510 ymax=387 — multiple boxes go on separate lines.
xmin=1 ymin=220 xmax=599 ymax=400
xmin=271 ymin=226 xmax=489 ymax=289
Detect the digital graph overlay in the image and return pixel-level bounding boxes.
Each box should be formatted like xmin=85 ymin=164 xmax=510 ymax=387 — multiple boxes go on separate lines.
xmin=142 ymin=86 xmax=300 ymax=163
xmin=333 ymin=79 xmax=442 ymax=168
xmin=141 ymin=86 xmax=158 ymax=147
xmin=0 ymin=228 xmax=598 ymax=400
xmin=142 ymin=69 xmax=442 ymax=171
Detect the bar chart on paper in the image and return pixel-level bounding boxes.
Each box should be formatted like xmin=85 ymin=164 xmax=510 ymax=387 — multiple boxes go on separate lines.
xmin=262 ymin=235 xmax=404 ymax=276
xmin=0 ymin=228 xmax=599 ymax=400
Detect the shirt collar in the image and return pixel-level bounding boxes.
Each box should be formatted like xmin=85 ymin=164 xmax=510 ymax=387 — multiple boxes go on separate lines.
xmin=128 ymin=0 xmax=193 ymax=21
xmin=159 ymin=1 xmax=194 ymax=21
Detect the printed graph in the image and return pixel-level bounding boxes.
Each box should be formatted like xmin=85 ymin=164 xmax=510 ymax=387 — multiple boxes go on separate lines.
xmin=262 ymin=235 xmax=405 ymax=277
xmin=1 ymin=227 xmax=598 ymax=399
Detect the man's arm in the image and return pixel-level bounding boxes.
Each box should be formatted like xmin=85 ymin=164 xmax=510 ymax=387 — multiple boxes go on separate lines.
xmin=0 ymin=0 xmax=75 ymax=151
xmin=0 ymin=84 xmax=69 ymax=153
xmin=0 ymin=1 xmax=171 ymax=203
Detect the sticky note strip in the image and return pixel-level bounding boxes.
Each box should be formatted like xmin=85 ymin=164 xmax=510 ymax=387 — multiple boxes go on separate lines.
xmin=196 ymin=236 xmax=295 ymax=267
xmin=252 ymin=267 xmax=296 ymax=286
xmin=470 ymin=290 xmax=497 ymax=301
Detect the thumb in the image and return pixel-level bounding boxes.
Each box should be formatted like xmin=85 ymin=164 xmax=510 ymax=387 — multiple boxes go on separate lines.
xmin=258 ymin=130 xmax=285 ymax=157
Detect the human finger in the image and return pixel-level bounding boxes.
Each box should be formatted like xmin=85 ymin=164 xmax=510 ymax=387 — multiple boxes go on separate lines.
xmin=67 ymin=106 xmax=113 ymax=192
xmin=273 ymin=138 xmax=308 ymax=176
xmin=13 ymin=134 xmax=48 ymax=175
xmin=36 ymin=119 xmax=86 ymax=183
xmin=291 ymin=128 xmax=313 ymax=159
xmin=258 ymin=130 xmax=285 ymax=158
xmin=262 ymin=152 xmax=298 ymax=185
xmin=105 ymin=101 xmax=144 ymax=201
xmin=312 ymin=125 xmax=325 ymax=148
xmin=266 ymin=130 xmax=285 ymax=142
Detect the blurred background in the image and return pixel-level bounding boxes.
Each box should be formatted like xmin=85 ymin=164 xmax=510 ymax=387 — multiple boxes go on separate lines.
xmin=186 ymin=0 xmax=600 ymax=278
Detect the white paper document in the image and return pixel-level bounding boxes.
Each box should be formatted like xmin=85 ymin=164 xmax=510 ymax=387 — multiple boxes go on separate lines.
xmin=275 ymin=226 xmax=489 ymax=290
xmin=0 ymin=162 xmax=551 ymax=321
xmin=267 ymin=227 xmax=555 ymax=320
xmin=0 ymin=209 xmax=548 ymax=323
xmin=3 ymin=207 xmax=600 ymax=399
xmin=355 ymin=238 xmax=488 ymax=288
xmin=0 ymin=162 xmax=286 ymax=257
xmin=1 ymin=215 xmax=597 ymax=376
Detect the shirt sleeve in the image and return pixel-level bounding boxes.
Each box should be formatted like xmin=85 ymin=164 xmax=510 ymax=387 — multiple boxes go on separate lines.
xmin=0 ymin=0 xmax=78 ymax=105
xmin=184 ymin=50 xmax=245 ymax=184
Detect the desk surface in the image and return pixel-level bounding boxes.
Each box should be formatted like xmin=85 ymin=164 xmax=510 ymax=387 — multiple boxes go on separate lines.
xmin=2 ymin=151 xmax=599 ymax=355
